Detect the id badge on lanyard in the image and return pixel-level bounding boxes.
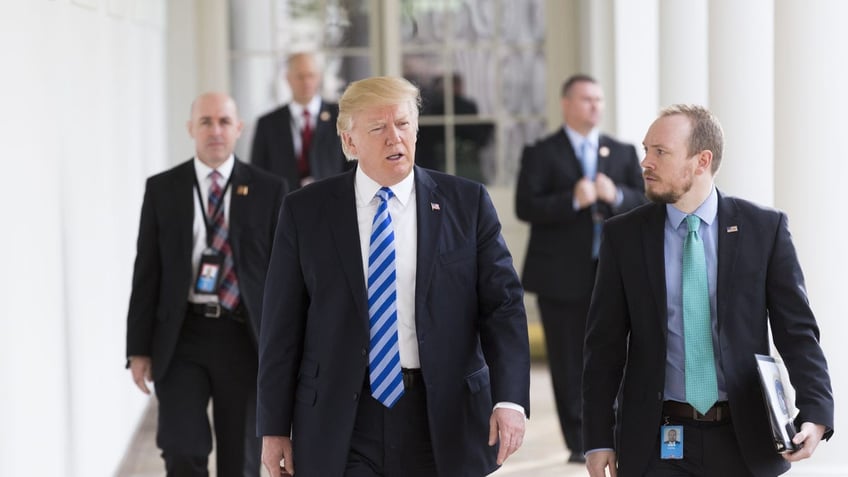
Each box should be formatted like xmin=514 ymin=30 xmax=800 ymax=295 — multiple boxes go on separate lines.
xmin=192 ymin=172 xmax=232 ymax=297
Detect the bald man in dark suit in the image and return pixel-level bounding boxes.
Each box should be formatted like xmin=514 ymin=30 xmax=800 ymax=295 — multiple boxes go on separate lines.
xmin=127 ymin=92 xmax=286 ymax=476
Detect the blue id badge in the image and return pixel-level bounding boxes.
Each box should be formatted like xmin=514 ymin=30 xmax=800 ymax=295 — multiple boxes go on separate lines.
xmin=195 ymin=252 xmax=223 ymax=294
xmin=660 ymin=425 xmax=683 ymax=459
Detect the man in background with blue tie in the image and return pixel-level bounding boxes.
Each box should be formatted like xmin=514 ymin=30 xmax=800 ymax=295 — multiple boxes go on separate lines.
xmin=583 ymin=105 xmax=833 ymax=476
xmin=515 ymin=74 xmax=645 ymax=463
xmin=126 ymin=92 xmax=286 ymax=476
xmin=257 ymin=76 xmax=530 ymax=477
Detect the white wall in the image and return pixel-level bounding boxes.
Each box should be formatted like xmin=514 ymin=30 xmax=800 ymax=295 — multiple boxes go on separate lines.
xmin=0 ymin=1 xmax=166 ymax=475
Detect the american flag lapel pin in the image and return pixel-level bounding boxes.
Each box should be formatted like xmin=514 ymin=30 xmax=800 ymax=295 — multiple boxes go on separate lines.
xmin=726 ymin=225 xmax=738 ymax=233
xmin=430 ymin=202 xmax=440 ymax=211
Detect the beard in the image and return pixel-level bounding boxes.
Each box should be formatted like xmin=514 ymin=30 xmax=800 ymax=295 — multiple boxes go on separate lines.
xmin=645 ymin=173 xmax=693 ymax=204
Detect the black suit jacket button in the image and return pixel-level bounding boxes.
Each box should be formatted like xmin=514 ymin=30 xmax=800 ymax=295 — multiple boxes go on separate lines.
xmin=361 ymin=348 xmax=367 ymax=356
xmin=353 ymin=392 xmax=359 ymax=401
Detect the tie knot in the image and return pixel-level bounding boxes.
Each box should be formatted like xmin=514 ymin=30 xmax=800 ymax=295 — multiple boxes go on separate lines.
xmin=376 ymin=187 xmax=394 ymax=202
xmin=209 ymin=170 xmax=222 ymax=185
xmin=685 ymin=214 xmax=700 ymax=233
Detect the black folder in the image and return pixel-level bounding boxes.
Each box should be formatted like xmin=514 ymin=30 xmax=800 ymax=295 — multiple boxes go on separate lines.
xmin=754 ymin=354 xmax=800 ymax=453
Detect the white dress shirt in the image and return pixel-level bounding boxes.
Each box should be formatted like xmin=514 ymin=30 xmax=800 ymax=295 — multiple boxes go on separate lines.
xmin=289 ymin=96 xmax=322 ymax=158
xmin=355 ymin=167 xmax=420 ymax=368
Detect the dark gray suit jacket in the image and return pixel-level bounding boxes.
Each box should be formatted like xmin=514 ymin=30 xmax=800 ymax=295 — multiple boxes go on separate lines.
xmin=257 ymin=166 xmax=530 ymax=476
xmin=583 ymin=193 xmax=834 ymax=476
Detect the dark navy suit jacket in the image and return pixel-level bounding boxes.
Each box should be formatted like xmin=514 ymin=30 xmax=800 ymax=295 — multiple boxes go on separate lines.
xmin=583 ymin=193 xmax=834 ymax=476
xmin=257 ymin=166 xmax=530 ymax=476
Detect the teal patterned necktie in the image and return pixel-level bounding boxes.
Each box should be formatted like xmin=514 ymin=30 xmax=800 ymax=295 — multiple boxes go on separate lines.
xmin=683 ymin=214 xmax=718 ymax=414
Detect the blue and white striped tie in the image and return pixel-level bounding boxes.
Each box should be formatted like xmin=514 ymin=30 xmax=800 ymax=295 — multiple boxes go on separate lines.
xmin=368 ymin=187 xmax=404 ymax=408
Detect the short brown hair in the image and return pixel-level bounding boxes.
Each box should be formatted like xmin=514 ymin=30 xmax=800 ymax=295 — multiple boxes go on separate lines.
xmin=561 ymin=74 xmax=598 ymax=98
xmin=659 ymin=104 xmax=725 ymax=173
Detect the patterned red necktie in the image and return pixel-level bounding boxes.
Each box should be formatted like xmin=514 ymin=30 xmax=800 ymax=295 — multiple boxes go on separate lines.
xmin=208 ymin=170 xmax=240 ymax=310
xmin=298 ymin=109 xmax=312 ymax=179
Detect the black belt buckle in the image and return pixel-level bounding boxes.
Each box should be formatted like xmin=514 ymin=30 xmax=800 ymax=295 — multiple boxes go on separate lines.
xmin=202 ymin=303 xmax=221 ymax=318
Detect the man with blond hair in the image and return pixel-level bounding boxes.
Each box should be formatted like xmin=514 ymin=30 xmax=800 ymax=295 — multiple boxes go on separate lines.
xmin=258 ymin=76 xmax=530 ymax=477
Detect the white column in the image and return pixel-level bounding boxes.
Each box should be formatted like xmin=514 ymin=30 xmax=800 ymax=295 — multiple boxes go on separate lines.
xmin=708 ymin=0 xmax=774 ymax=205
xmin=580 ymin=0 xmax=616 ymax=132
xmin=611 ymin=0 xmax=659 ymax=146
xmin=659 ymin=0 xmax=708 ymax=107
xmin=775 ymin=2 xmax=848 ymax=474
xmin=229 ymin=0 xmax=274 ymax=161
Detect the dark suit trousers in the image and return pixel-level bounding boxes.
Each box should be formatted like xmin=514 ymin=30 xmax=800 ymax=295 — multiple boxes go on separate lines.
xmin=537 ymin=294 xmax=590 ymax=454
xmin=155 ymin=313 xmax=260 ymax=477
xmin=346 ymin=372 xmax=437 ymax=477
xmin=644 ymin=419 xmax=753 ymax=477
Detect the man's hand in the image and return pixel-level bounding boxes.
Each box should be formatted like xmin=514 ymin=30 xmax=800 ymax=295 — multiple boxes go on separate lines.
xmin=262 ymin=435 xmax=294 ymax=476
xmin=129 ymin=356 xmax=152 ymax=394
xmin=586 ymin=449 xmax=617 ymax=477
xmin=574 ymin=178 xmax=598 ymax=209
xmin=488 ymin=407 xmax=526 ymax=465
xmin=783 ymin=422 xmax=826 ymax=463
xmin=595 ymin=173 xmax=618 ymax=204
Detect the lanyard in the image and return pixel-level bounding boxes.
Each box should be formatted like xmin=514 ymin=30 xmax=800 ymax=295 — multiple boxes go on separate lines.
xmin=193 ymin=173 xmax=233 ymax=249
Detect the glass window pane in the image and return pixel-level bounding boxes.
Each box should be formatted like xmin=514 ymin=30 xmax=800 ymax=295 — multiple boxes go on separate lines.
xmin=499 ymin=47 xmax=546 ymax=116
xmin=497 ymin=0 xmax=545 ymax=42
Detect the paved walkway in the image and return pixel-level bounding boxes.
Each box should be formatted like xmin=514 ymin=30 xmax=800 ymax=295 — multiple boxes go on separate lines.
xmin=116 ymin=363 xmax=585 ymax=476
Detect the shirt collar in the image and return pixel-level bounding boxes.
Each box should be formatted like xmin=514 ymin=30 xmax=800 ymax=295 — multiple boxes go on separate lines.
xmin=355 ymin=166 xmax=415 ymax=208
xmin=666 ymin=185 xmax=718 ymax=230
xmin=193 ymin=155 xmax=235 ymax=183
xmin=563 ymin=125 xmax=600 ymax=149
xmin=290 ymin=96 xmax=322 ymax=119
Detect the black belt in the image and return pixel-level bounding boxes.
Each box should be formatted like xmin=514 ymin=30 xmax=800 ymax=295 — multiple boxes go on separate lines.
xmin=402 ymin=368 xmax=422 ymax=389
xmin=187 ymin=302 xmax=246 ymax=323
xmin=663 ymin=400 xmax=730 ymax=422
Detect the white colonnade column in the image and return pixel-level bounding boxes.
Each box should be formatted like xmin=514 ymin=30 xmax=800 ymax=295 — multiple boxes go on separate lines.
xmin=658 ymin=0 xmax=708 ymax=108
xmin=708 ymin=0 xmax=774 ymax=205
xmin=775 ymin=2 xmax=848 ymax=474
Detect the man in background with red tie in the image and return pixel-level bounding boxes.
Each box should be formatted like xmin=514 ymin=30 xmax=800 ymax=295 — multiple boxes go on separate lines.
xmin=515 ymin=74 xmax=645 ymax=463
xmin=126 ymin=92 xmax=286 ymax=476
xmin=250 ymin=51 xmax=350 ymax=191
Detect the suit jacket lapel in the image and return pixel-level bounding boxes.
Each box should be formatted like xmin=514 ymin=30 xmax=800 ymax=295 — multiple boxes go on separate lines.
xmin=228 ymin=159 xmax=252 ymax=255
xmin=413 ymin=167 xmax=442 ymax=333
xmin=275 ymin=105 xmax=296 ymax=158
xmin=716 ymin=192 xmax=739 ymax=326
xmin=642 ymin=203 xmax=669 ymax=335
xmin=178 ymin=161 xmax=196 ymax=268
xmin=597 ymin=135 xmax=610 ymax=175
xmin=554 ymin=129 xmax=583 ymax=177
xmin=329 ymin=170 xmax=369 ymax=321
